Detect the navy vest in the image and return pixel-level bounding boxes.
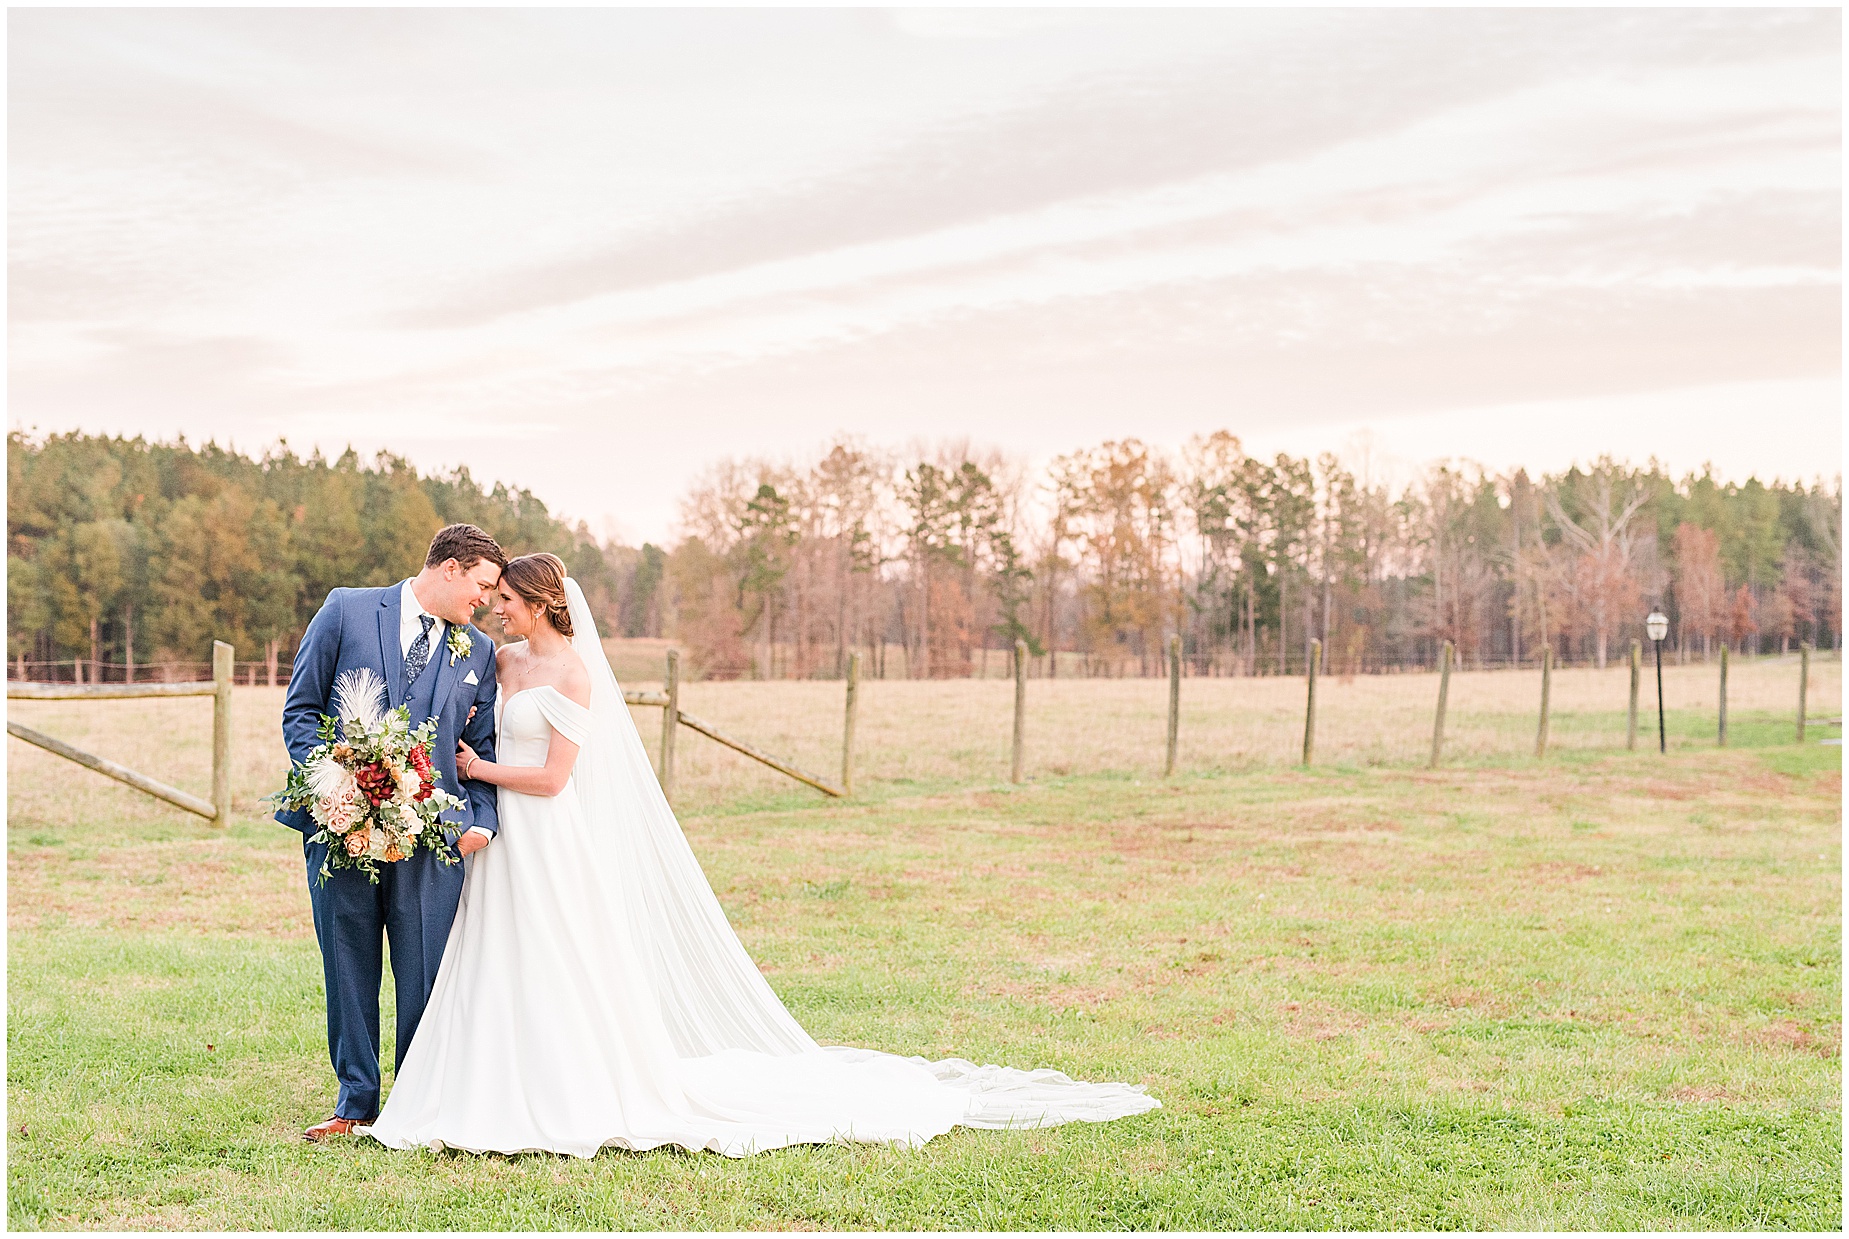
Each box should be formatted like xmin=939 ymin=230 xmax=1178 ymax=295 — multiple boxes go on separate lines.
xmin=403 ymin=625 xmax=443 ymax=725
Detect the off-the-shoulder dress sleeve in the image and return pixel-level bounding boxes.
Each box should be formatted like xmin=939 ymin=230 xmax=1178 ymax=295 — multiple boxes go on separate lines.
xmin=529 ymin=685 xmax=595 ymax=746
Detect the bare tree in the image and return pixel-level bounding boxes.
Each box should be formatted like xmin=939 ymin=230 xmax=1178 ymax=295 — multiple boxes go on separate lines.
xmin=1673 ymin=522 xmax=1724 ymax=660
xmin=1546 ymin=461 xmax=1651 ymax=668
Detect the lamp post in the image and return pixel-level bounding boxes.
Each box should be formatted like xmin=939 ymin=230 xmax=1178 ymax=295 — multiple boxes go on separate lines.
xmin=1646 ymin=610 xmax=1669 ymax=754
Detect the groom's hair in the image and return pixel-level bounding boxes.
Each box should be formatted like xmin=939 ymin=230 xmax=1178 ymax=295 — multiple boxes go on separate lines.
xmin=425 ymin=524 xmax=507 ymax=572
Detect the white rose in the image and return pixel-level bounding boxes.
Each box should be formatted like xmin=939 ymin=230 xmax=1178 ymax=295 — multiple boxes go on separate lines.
xmin=324 ymin=796 xmax=361 ymax=834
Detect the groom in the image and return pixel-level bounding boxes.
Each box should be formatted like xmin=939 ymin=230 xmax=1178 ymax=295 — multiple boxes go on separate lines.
xmin=278 ymin=523 xmax=506 ymax=1140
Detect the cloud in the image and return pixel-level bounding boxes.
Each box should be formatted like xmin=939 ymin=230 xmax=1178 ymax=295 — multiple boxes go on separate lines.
xmin=6 ymin=8 xmax=1839 ymax=542
xmin=395 ymin=10 xmax=1835 ymax=328
xmin=333 ymin=51 xmax=1835 ymax=409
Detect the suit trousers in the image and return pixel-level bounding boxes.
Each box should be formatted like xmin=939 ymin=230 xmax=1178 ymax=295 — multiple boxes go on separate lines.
xmin=305 ymin=834 xmax=466 ymax=1121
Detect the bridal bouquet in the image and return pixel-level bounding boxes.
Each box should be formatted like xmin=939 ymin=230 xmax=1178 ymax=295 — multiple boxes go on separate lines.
xmin=268 ymin=668 xmax=464 ymax=884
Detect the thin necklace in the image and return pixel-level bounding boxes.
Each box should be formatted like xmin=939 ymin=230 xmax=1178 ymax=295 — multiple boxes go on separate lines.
xmin=523 ymin=637 xmax=571 ymax=672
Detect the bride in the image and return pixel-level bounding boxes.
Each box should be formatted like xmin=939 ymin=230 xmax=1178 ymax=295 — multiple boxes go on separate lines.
xmin=363 ymin=552 xmax=1157 ymax=1158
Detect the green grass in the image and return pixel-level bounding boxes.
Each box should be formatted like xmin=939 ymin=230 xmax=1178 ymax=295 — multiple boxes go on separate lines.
xmin=8 ymin=737 xmax=1841 ymax=1229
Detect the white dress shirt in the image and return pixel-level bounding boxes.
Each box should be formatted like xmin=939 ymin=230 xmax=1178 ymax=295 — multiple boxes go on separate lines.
xmin=399 ymin=579 xmax=446 ymax=663
xmin=403 ymin=579 xmax=491 ymax=844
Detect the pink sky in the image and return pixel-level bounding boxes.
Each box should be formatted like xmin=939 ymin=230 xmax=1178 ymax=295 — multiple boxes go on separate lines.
xmin=9 ymin=8 xmax=1840 ymax=543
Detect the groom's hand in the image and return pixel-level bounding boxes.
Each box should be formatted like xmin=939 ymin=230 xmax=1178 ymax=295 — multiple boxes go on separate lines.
xmin=456 ymin=829 xmax=490 ymax=858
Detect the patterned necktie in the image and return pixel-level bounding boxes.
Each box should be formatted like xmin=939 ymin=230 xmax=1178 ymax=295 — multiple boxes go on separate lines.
xmin=405 ymin=614 xmax=435 ymax=689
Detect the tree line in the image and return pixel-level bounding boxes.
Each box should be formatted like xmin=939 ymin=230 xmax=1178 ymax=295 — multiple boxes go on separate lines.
xmin=8 ymin=430 xmax=1841 ymax=681
xmin=6 ymin=431 xmax=648 ymax=679
xmin=661 ymin=436 xmax=1841 ymax=679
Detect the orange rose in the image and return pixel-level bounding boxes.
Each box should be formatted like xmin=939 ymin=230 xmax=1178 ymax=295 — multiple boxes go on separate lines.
xmin=345 ymin=829 xmax=370 ymax=857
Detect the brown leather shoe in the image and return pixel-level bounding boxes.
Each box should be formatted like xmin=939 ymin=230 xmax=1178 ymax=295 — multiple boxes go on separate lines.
xmin=303 ymin=1115 xmax=366 ymax=1142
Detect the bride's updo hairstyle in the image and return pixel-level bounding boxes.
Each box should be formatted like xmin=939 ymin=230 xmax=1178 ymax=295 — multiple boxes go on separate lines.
xmin=502 ymin=553 xmax=574 ymax=638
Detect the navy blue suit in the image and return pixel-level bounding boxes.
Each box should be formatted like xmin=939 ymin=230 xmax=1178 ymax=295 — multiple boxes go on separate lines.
xmin=279 ymin=583 xmax=500 ymax=1121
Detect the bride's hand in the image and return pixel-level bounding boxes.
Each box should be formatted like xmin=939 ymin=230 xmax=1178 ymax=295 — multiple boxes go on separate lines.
xmin=456 ymin=740 xmax=481 ymax=778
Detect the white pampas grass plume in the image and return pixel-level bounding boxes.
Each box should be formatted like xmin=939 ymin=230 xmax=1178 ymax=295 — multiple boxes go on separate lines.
xmin=333 ymin=668 xmax=389 ymax=733
xmin=306 ymin=755 xmax=353 ymax=801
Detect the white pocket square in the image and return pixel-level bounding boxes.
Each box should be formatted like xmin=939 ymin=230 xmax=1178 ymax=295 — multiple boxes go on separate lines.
xmin=463 ymin=670 xmax=480 ymax=685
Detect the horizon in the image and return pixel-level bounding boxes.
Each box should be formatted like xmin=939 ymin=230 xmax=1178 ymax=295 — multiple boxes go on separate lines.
xmin=9 ymin=8 xmax=1840 ymax=544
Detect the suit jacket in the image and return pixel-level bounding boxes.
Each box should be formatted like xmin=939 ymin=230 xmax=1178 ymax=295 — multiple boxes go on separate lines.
xmin=277 ymin=582 xmax=500 ymax=838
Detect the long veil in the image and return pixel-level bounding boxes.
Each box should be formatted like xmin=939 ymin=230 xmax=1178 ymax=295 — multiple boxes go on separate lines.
xmin=564 ymin=579 xmax=816 ymax=1057
xmin=563 ymin=579 xmax=1158 ymax=1129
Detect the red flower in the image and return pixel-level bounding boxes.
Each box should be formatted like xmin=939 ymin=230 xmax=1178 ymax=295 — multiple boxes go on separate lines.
xmin=354 ymin=761 xmax=395 ymax=806
xmin=407 ymin=744 xmax=437 ymax=802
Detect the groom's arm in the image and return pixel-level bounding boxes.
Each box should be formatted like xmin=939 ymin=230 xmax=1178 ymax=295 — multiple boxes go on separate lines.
xmin=282 ymin=590 xmax=344 ymax=766
xmin=278 ymin=590 xmax=344 ymax=831
xmin=459 ymin=649 xmax=500 ymax=839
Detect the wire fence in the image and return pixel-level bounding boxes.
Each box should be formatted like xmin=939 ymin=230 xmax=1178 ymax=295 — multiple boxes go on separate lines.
xmin=10 ymin=640 xmax=1833 ymax=689
xmin=8 ymin=659 xmax=294 ymax=686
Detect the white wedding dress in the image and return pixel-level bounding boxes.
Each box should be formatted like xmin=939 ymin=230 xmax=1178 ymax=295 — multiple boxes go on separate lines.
xmin=363 ymin=581 xmax=1157 ymax=1158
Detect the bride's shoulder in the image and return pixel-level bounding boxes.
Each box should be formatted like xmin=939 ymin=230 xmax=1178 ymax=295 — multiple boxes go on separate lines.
xmin=553 ymin=657 xmax=592 ymax=710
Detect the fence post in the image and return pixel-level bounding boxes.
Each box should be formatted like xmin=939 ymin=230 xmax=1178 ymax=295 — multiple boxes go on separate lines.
xmin=1165 ymin=634 xmax=1181 ymax=778
xmin=1430 ymin=639 xmax=1453 ymax=768
xmin=1302 ymin=638 xmax=1321 ymax=766
xmin=1011 ymin=639 xmax=1027 ymax=784
xmin=212 ymin=641 xmax=233 ymax=824
xmin=842 ymin=651 xmax=860 ymax=796
xmin=1627 ymin=639 xmax=1641 ymax=751
xmin=1534 ymin=644 xmax=1552 ymax=758
xmin=661 ymin=648 xmax=680 ymax=798
xmin=1718 ymin=643 xmax=1729 ymax=747
xmin=1798 ymin=643 xmax=1811 ymax=742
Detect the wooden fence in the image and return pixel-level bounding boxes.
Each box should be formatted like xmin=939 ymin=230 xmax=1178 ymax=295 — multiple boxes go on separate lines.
xmin=7 ymin=642 xmax=233 ymax=821
xmin=1002 ymin=639 xmax=1831 ymax=781
xmin=9 ymin=640 xmax=1832 ymax=820
xmin=630 ymin=650 xmax=852 ymax=800
xmin=7 ymin=639 xmax=852 ymax=815
xmin=644 ymin=637 xmax=1833 ymax=799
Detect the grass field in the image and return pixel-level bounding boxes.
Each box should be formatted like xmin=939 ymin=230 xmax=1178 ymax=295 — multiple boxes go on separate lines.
xmin=7 ymin=660 xmax=1841 ymax=1229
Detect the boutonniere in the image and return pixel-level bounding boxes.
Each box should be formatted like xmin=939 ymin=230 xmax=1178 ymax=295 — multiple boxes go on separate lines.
xmin=446 ymin=626 xmax=473 ymax=666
